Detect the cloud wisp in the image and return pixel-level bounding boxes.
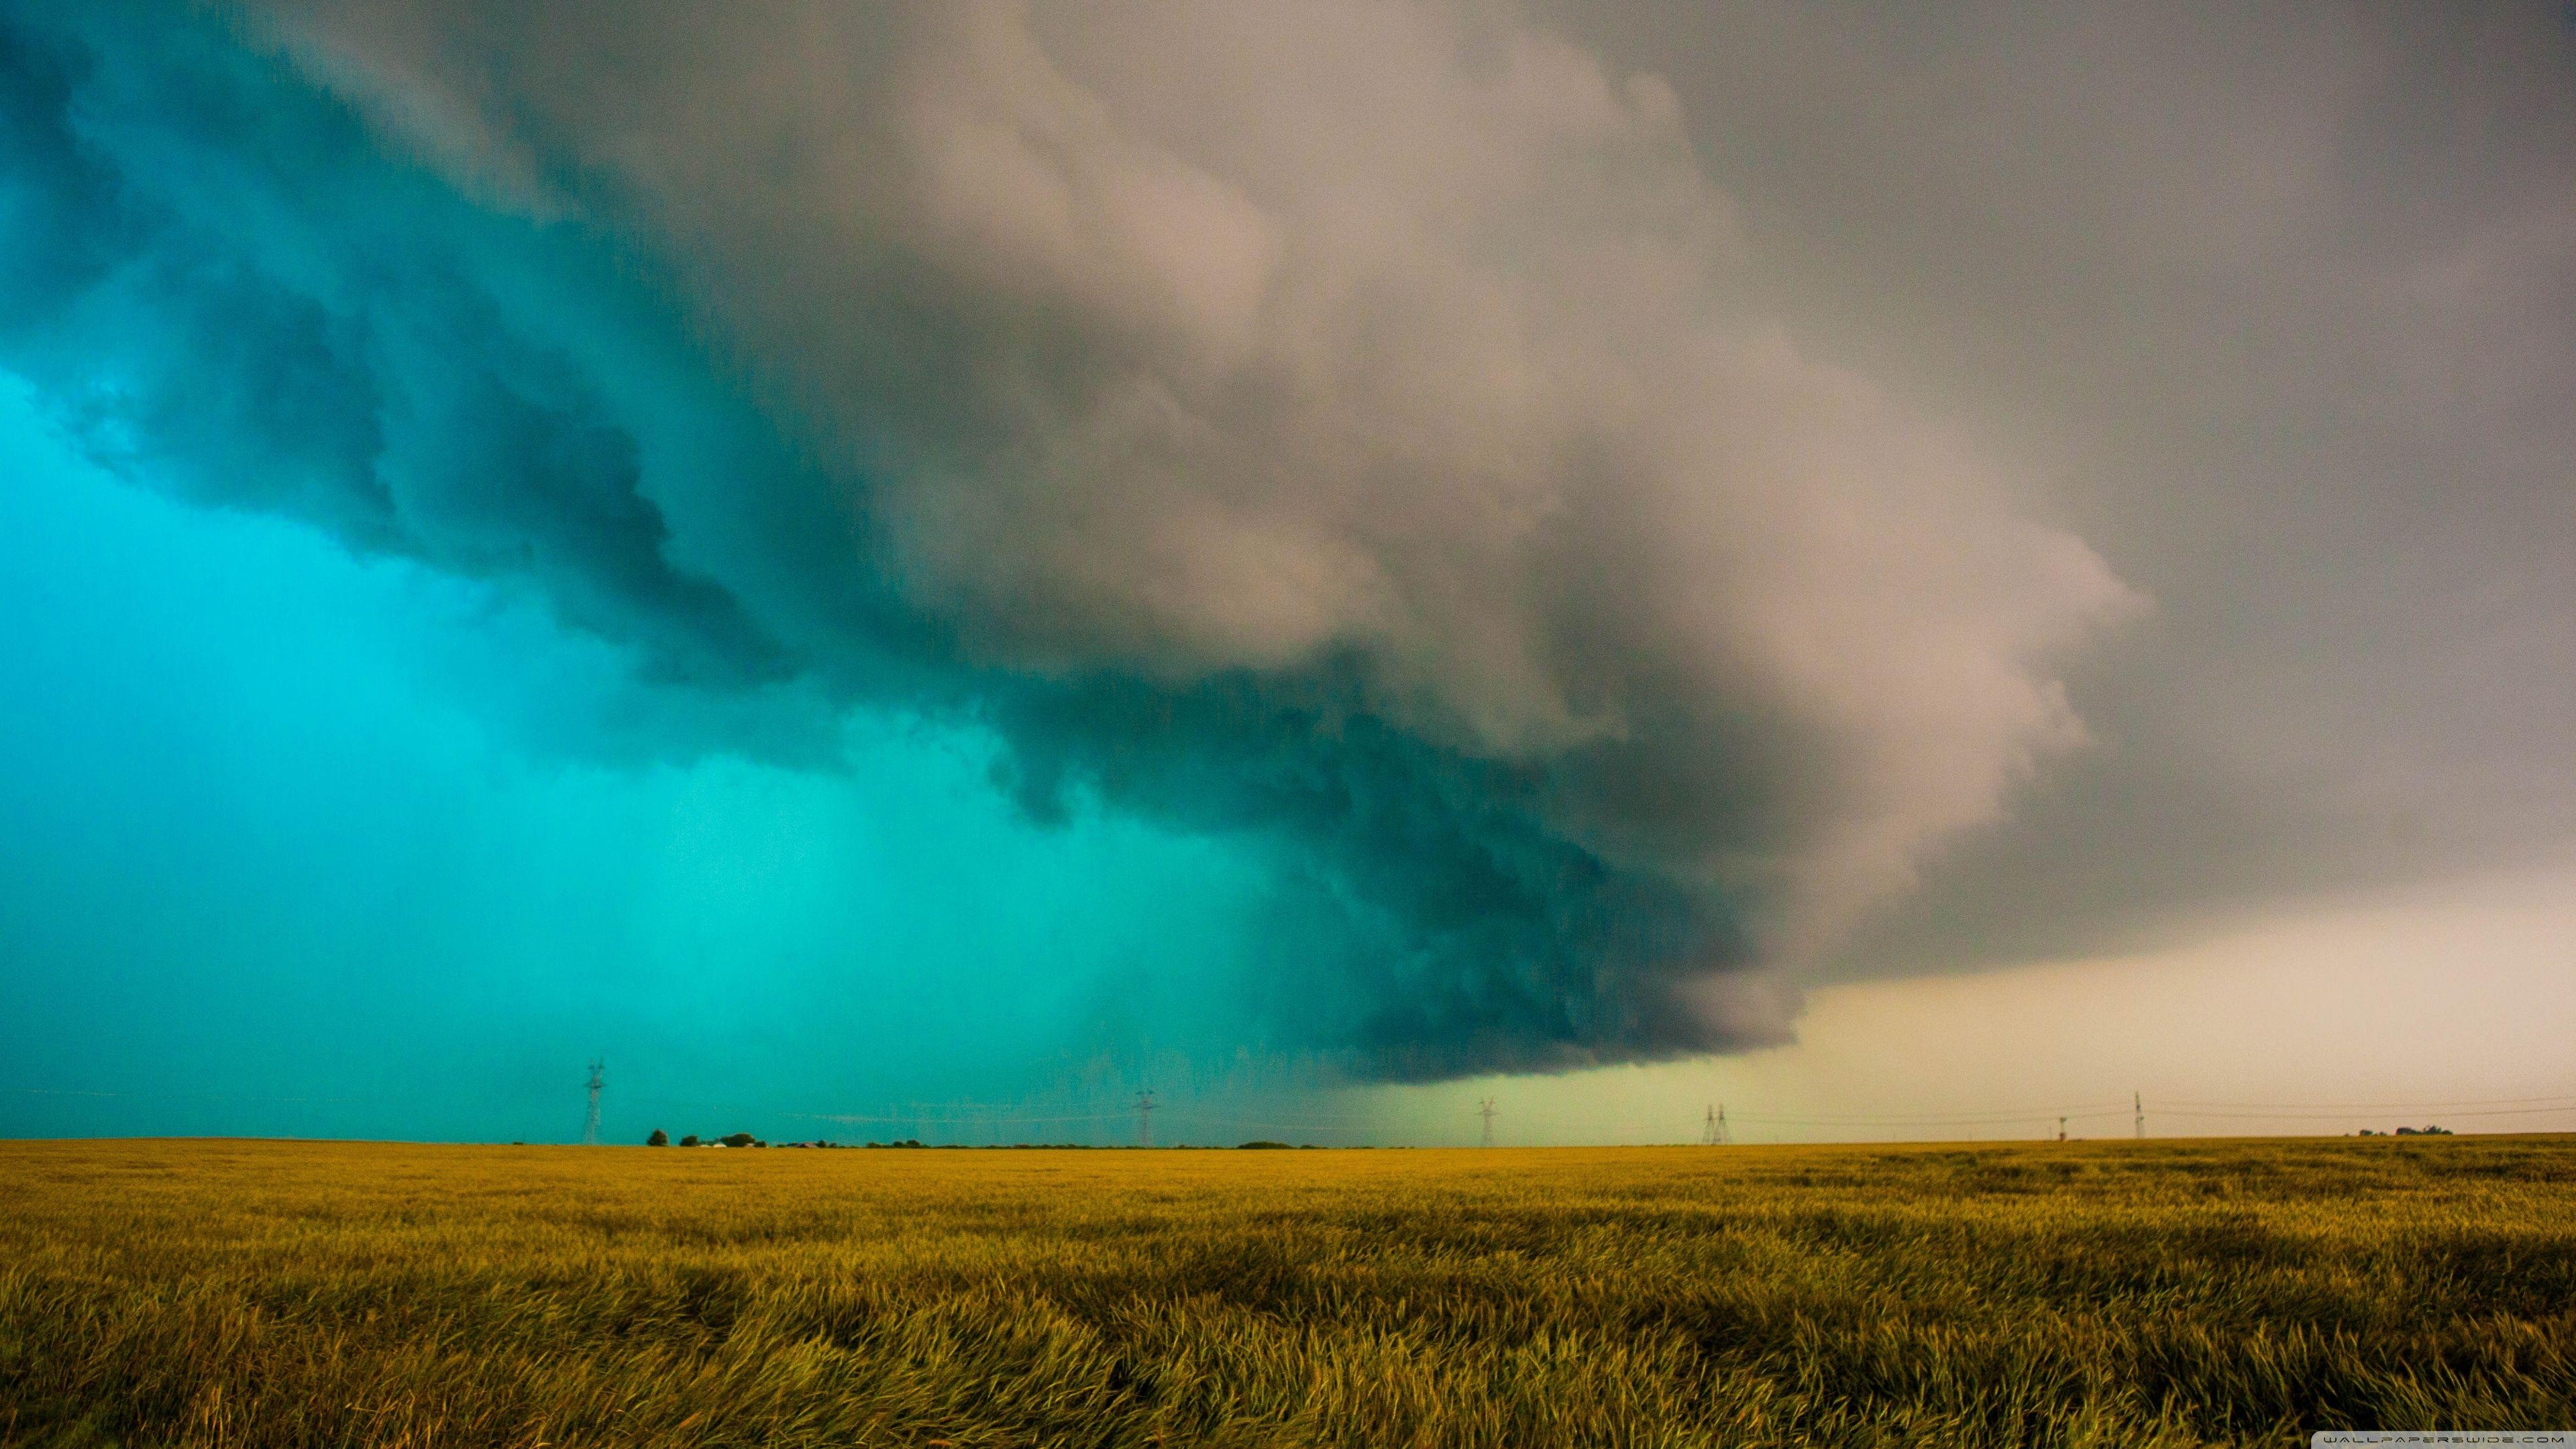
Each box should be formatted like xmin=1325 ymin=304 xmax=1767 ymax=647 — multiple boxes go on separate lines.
xmin=0 ymin=2 xmax=2135 ymax=1077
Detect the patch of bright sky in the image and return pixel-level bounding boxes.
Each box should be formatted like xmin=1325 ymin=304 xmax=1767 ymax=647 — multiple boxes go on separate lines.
xmin=1381 ymin=860 xmax=2576 ymax=1144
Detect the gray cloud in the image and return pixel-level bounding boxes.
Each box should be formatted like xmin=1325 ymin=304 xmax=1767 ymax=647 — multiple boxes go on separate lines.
xmin=6 ymin=2 xmax=2153 ymax=1074
xmin=1546 ymin=1 xmax=2576 ymax=970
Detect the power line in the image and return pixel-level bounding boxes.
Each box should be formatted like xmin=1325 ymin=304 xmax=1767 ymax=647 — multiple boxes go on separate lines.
xmin=1705 ymin=1095 xmax=2576 ymax=1137
xmin=1159 ymin=1113 xmax=1373 ymax=1136
xmin=1721 ymin=1106 xmax=2134 ymax=1128
xmin=786 ymin=1105 xmax=1381 ymax=1142
xmin=791 ymin=1110 xmax=1130 ymax=1127
xmin=2153 ymin=1104 xmax=2576 ymax=1121
xmin=16 ymin=1079 xmax=2576 ymax=1145
xmin=2155 ymin=1094 xmax=2576 ymax=1111
xmin=697 ymin=1091 xmax=2576 ymax=1131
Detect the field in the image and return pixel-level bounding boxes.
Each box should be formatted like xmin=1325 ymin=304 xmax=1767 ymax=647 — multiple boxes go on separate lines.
xmin=2 ymin=1138 xmax=2572 ymax=1448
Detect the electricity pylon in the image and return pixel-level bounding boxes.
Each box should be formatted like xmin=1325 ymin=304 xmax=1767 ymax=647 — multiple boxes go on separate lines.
xmin=1703 ymin=1104 xmax=1730 ymax=1145
xmin=2135 ymin=1091 xmax=2145 ymax=1140
xmin=1476 ymin=1097 xmax=1498 ymax=1148
xmin=1134 ymin=1090 xmax=1157 ymax=1148
xmin=582 ymin=1059 xmax=604 ymax=1146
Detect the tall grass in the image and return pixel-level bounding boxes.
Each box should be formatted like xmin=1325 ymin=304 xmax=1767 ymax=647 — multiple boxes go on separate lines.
xmin=2 ymin=1136 xmax=2570 ymax=1446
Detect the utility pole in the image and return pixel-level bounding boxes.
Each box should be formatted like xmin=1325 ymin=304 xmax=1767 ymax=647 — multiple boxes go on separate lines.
xmin=2056 ymin=1115 xmax=2068 ymax=1143
xmin=582 ymin=1059 xmax=604 ymax=1146
xmin=1477 ymin=1097 xmax=1498 ymax=1148
xmin=1134 ymin=1090 xmax=1157 ymax=1148
xmin=2135 ymin=1091 xmax=2145 ymax=1140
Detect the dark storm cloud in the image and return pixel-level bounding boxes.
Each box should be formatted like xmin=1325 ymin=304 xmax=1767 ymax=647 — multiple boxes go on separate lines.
xmin=0 ymin=15 xmax=788 ymax=692
xmin=980 ymin=660 xmax=1765 ymax=1079
xmin=0 ymin=3 xmax=2147 ymax=1073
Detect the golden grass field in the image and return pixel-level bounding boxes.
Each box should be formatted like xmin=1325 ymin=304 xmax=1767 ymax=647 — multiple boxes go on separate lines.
xmin=2 ymin=1136 xmax=2572 ymax=1448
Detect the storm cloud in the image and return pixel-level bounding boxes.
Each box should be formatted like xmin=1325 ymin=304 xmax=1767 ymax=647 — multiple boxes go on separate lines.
xmin=0 ymin=2 xmax=2140 ymax=1076
xmin=1539 ymin=3 xmax=2576 ymax=978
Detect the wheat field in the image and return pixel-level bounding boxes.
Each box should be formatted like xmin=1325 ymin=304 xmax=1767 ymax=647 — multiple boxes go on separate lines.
xmin=2 ymin=1136 xmax=2571 ymax=1447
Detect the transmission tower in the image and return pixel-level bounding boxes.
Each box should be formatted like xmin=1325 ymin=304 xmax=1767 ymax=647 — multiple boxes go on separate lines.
xmin=582 ymin=1059 xmax=604 ymax=1146
xmin=1134 ymin=1090 xmax=1157 ymax=1148
xmin=1476 ymin=1097 xmax=1498 ymax=1148
xmin=1703 ymin=1104 xmax=1731 ymax=1145
xmin=2055 ymin=1115 xmax=2068 ymax=1143
xmin=2135 ymin=1091 xmax=2145 ymax=1140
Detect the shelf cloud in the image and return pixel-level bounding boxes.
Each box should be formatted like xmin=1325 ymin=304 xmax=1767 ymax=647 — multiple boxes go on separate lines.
xmin=0 ymin=3 xmax=2139 ymax=1076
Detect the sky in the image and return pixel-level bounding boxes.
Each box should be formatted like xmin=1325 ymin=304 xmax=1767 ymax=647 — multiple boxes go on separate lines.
xmin=1 ymin=1 xmax=2571 ymax=1146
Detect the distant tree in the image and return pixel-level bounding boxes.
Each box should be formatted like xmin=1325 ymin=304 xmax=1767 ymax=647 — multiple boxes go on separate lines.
xmin=646 ymin=1129 xmax=669 ymax=1146
xmin=679 ymin=1134 xmax=700 ymax=1146
xmin=722 ymin=1132 xmax=756 ymax=1148
xmin=1238 ymin=1140 xmax=1291 ymax=1150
